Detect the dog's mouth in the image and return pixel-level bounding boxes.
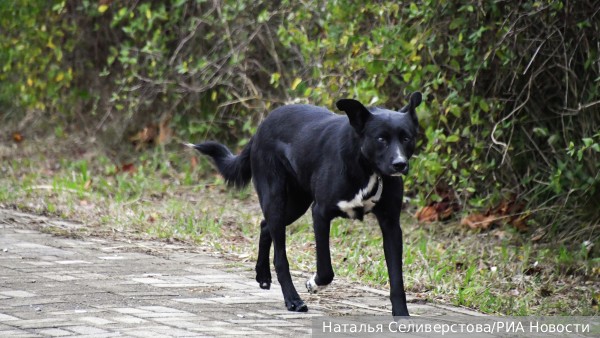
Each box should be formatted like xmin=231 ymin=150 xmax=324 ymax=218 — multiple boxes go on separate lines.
xmin=386 ymin=166 xmax=409 ymax=177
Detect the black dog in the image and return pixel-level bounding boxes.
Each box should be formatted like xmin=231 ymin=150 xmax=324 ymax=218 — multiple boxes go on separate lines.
xmin=187 ymin=92 xmax=422 ymax=316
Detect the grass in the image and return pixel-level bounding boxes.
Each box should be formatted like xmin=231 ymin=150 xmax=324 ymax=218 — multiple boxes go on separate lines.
xmin=0 ymin=137 xmax=598 ymax=316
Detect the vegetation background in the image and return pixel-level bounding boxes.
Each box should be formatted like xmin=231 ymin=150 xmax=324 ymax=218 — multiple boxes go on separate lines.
xmin=1 ymin=0 xmax=599 ymax=315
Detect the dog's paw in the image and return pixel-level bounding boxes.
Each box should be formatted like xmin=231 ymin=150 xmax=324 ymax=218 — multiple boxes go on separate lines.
xmin=256 ymin=276 xmax=271 ymax=290
xmin=256 ymin=271 xmax=271 ymax=290
xmin=285 ymin=299 xmax=308 ymax=312
xmin=306 ymin=274 xmax=329 ymax=294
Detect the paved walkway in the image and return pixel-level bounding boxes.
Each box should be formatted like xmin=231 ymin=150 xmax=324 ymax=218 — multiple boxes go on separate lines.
xmin=0 ymin=209 xmax=480 ymax=337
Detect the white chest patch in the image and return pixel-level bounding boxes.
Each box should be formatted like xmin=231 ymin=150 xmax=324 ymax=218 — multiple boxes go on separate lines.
xmin=337 ymin=174 xmax=383 ymax=219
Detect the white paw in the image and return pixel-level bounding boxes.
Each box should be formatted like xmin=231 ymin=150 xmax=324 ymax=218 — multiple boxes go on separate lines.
xmin=306 ymin=273 xmax=329 ymax=294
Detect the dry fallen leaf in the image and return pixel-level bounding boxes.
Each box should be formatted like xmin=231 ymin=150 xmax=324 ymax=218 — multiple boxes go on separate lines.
xmin=121 ymin=163 xmax=136 ymax=174
xmin=460 ymin=213 xmax=496 ymax=230
xmin=415 ymin=202 xmax=457 ymax=223
xmin=415 ymin=206 xmax=439 ymax=222
xmin=157 ymin=115 xmax=172 ymax=145
xmin=438 ymin=203 xmax=454 ymax=220
xmin=130 ymin=125 xmax=158 ymax=150
xmin=12 ymin=132 xmax=23 ymax=143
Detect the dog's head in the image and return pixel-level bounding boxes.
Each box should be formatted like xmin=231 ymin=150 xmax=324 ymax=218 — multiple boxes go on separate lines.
xmin=337 ymin=92 xmax=421 ymax=177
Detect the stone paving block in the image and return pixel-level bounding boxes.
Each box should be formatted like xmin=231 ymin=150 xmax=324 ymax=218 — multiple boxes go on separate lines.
xmin=0 ymin=290 xmax=37 ymax=298
xmin=249 ymin=291 xmax=286 ymax=298
xmin=54 ymin=260 xmax=92 ymax=265
xmin=0 ymin=323 xmax=13 ymax=329
xmin=112 ymin=307 xmax=152 ymax=315
xmin=0 ymin=312 xmax=20 ymax=321
xmin=23 ymin=261 xmax=55 ymax=267
xmin=137 ymin=305 xmax=191 ymax=313
xmin=276 ymin=312 xmax=327 ymax=319
xmin=205 ymin=282 xmax=258 ymax=291
xmin=14 ymin=243 xmax=73 ymax=257
xmin=109 ymin=290 xmax=182 ymax=299
xmin=69 ymin=272 xmax=109 ymax=280
xmin=0 ymin=329 xmax=42 ymax=337
xmin=49 ymin=309 xmax=103 ymax=316
xmin=144 ymin=325 xmax=205 ymax=337
xmin=184 ymin=274 xmax=239 ymax=281
xmin=121 ymin=328 xmax=175 ymax=338
xmin=173 ymin=298 xmax=217 ymax=305
xmin=228 ymin=318 xmax=303 ymax=327
xmin=151 ymin=318 xmax=207 ymax=330
xmin=13 ymin=229 xmax=39 ymax=234
xmin=191 ymin=325 xmax=265 ymax=335
xmin=66 ymin=333 xmax=121 ymax=338
xmin=131 ymin=277 xmax=167 ymax=285
xmin=110 ymin=314 xmax=148 ymax=324
xmin=135 ymin=311 xmax=198 ymax=319
xmin=270 ymin=326 xmax=308 ymax=335
xmin=36 ymin=328 xmax=73 ymax=337
xmin=152 ymin=283 xmax=207 ymax=288
xmin=97 ymin=255 xmax=127 ymax=260
xmin=205 ymin=296 xmax=282 ymax=305
xmin=78 ymin=316 xmax=116 ymax=325
xmin=9 ymin=318 xmax=73 ymax=329
xmin=66 ymin=325 xmax=112 ymax=335
xmin=37 ymin=272 xmax=79 ymax=281
xmin=38 ymin=256 xmax=63 ymax=261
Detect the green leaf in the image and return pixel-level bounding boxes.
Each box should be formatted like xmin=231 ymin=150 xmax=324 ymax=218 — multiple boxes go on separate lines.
xmin=478 ymin=99 xmax=490 ymax=113
xmin=447 ymin=134 xmax=460 ymax=143
xmin=291 ymin=77 xmax=302 ymax=90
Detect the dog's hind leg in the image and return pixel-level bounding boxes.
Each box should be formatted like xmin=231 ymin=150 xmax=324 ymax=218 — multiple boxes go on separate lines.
xmin=255 ymin=191 xmax=311 ymax=291
xmin=253 ymin=171 xmax=308 ymax=312
xmin=255 ymin=220 xmax=272 ymax=289
xmin=306 ymin=204 xmax=335 ymax=294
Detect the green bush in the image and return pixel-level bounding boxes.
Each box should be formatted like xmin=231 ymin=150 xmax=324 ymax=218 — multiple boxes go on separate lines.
xmin=0 ymin=1 xmax=76 ymax=119
xmin=1 ymin=0 xmax=598 ymax=240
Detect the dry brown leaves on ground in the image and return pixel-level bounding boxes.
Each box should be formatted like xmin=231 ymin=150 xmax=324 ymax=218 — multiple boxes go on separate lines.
xmin=129 ymin=115 xmax=172 ymax=150
xmin=416 ymin=192 xmax=530 ymax=232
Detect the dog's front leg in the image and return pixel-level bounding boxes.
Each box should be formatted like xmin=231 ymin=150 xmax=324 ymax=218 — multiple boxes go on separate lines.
xmin=306 ymin=205 xmax=335 ymax=293
xmin=375 ymin=212 xmax=409 ymax=316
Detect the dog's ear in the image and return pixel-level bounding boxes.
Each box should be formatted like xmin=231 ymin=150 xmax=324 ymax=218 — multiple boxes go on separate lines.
xmin=403 ymin=91 xmax=422 ymax=124
xmin=336 ymin=99 xmax=372 ymax=133
xmin=408 ymin=91 xmax=422 ymax=110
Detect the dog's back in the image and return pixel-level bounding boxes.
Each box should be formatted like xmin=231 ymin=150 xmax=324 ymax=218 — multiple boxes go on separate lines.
xmin=251 ymin=104 xmax=358 ymax=193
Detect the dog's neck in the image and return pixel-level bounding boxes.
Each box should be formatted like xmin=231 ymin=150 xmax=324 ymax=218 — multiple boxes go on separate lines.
xmin=341 ymin=125 xmax=377 ymax=180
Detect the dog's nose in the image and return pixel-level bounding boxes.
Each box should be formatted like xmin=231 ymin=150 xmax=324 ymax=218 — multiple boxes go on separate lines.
xmin=392 ymin=159 xmax=407 ymax=173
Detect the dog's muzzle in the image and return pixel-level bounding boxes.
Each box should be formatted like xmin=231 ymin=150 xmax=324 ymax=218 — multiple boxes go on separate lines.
xmin=391 ymin=160 xmax=409 ymax=176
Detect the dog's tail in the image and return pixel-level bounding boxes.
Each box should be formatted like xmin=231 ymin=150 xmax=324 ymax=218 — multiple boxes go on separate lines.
xmin=184 ymin=139 xmax=253 ymax=188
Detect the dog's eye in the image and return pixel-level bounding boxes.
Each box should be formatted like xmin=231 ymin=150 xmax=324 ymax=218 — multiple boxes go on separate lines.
xmin=377 ymin=137 xmax=387 ymax=144
xmin=402 ymin=137 xmax=411 ymax=143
